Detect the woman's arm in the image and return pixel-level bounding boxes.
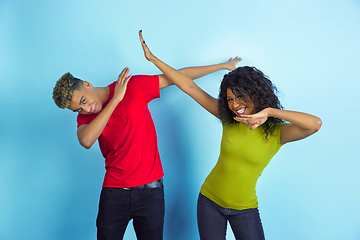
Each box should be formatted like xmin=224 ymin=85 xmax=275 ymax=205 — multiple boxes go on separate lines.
xmin=139 ymin=30 xmax=240 ymax=118
xmin=234 ymin=108 xmax=322 ymax=144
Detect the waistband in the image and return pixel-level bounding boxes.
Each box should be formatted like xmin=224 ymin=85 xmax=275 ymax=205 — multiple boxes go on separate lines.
xmin=122 ymin=178 xmax=163 ymax=190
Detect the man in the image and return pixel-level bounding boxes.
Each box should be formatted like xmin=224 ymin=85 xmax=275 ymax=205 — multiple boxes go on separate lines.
xmin=52 ymin=31 xmax=241 ymax=240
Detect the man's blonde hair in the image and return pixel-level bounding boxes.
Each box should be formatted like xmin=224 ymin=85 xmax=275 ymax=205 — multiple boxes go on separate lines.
xmin=53 ymin=73 xmax=82 ymax=109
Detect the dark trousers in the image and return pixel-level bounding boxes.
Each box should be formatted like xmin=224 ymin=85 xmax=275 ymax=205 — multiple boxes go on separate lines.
xmin=197 ymin=193 xmax=265 ymax=240
xmin=96 ymin=186 xmax=165 ymax=240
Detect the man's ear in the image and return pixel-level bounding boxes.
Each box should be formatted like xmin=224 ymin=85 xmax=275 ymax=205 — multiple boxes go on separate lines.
xmin=82 ymin=81 xmax=93 ymax=88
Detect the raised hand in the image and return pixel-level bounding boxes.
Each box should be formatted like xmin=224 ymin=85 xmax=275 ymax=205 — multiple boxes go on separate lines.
xmin=113 ymin=67 xmax=132 ymax=102
xmin=76 ymin=67 xmax=131 ymax=149
xmin=234 ymin=108 xmax=269 ymax=130
xmin=224 ymin=57 xmax=242 ymax=71
xmin=139 ymin=30 xmax=156 ymax=62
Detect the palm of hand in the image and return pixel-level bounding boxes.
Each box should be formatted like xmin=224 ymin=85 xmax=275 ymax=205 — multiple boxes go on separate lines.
xmin=226 ymin=56 xmax=242 ymax=71
xmin=234 ymin=110 xmax=268 ymax=130
xmin=113 ymin=68 xmax=131 ymax=102
xmin=139 ymin=30 xmax=155 ymax=61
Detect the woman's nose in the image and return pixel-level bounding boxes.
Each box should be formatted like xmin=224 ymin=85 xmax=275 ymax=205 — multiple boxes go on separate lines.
xmin=233 ymin=100 xmax=240 ymax=108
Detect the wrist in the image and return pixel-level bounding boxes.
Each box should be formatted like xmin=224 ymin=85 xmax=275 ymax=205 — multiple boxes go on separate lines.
xmin=265 ymin=107 xmax=274 ymax=117
xmin=221 ymin=62 xmax=229 ymax=71
xmin=109 ymin=96 xmax=122 ymax=106
xmin=149 ymin=55 xmax=159 ymax=64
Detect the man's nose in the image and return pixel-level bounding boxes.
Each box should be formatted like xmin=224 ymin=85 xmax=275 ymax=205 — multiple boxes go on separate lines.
xmin=84 ymin=104 xmax=92 ymax=113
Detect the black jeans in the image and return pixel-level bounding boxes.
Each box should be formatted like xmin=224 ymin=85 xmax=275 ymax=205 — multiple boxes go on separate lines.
xmin=96 ymin=185 xmax=165 ymax=240
xmin=197 ymin=193 xmax=265 ymax=240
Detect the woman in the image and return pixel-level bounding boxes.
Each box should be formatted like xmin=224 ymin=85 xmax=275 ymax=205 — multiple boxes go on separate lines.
xmin=139 ymin=31 xmax=322 ymax=240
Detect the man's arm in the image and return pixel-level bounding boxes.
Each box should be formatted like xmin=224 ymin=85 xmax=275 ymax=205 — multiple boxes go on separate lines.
xmin=158 ymin=57 xmax=242 ymax=90
xmin=77 ymin=68 xmax=131 ymax=149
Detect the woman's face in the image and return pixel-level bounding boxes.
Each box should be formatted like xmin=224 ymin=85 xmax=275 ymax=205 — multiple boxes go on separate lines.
xmin=226 ymin=88 xmax=255 ymax=116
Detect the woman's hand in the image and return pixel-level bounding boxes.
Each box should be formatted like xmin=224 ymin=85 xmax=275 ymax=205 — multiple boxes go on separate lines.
xmin=224 ymin=57 xmax=242 ymax=71
xmin=234 ymin=108 xmax=269 ymax=130
xmin=139 ymin=30 xmax=156 ymax=62
xmin=235 ymin=107 xmax=322 ymax=144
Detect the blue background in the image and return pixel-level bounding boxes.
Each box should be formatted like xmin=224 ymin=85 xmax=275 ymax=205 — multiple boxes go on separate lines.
xmin=1 ymin=0 xmax=359 ymax=239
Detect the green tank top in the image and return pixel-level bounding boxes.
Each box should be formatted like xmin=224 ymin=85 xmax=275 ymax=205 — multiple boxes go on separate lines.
xmin=200 ymin=122 xmax=283 ymax=210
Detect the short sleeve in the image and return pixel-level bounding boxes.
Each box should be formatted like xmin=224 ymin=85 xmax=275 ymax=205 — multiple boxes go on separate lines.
xmin=275 ymin=123 xmax=285 ymax=145
xmin=132 ymin=75 xmax=160 ymax=103
xmin=77 ymin=113 xmax=93 ymax=128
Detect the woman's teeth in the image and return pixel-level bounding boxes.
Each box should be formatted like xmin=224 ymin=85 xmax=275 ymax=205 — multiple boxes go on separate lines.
xmin=237 ymin=108 xmax=245 ymax=115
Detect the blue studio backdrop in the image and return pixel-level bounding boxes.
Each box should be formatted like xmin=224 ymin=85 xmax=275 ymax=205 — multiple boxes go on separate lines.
xmin=0 ymin=0 xmax=359 ymax=240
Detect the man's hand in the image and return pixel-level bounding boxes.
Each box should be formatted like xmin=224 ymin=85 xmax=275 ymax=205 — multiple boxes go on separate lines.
xmin=113 ymin=67 xmax=132 ymax=103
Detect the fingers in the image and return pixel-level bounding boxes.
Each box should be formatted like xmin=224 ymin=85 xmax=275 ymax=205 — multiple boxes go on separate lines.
xmin=139 ymin=30 xmax=148 ymax=49
xmin=125 ymin=74 xmax=132 ymax=82
xmin=139 ymin=30 xmax=148 ymax=52
xmin=138 ymin=30 xmax=156 ymax=62
xmin=233 ymin=116 xmax=250 ymax=123
xmin=230 ymin=56 xmax=242 ymax=62
xmin=123 ymin=74 xmax=132 ymax=86
xmin=112 ymin=68 xmax=131 ymax=102
xmin=225 ymin=56 xmax=242 ymax=71
xmin=117 ymin=67 xmax=130 ymax=81
xmin=234 ymin=56 xmax=242 ymax=61
xmin=116 ymin=68 xmax=132 ymax=88
xmin=234 ymin=115 xmax=250 ymax=121
xmin=123 ymin=74 xmax=132 ymax=82
xmin=228 ymin=56 xmax=242 ymax=62
xmin=139 ymin=30 xmax=145 ymax=44
xmin=234 ymin=117 xmax=252 ymax=128
xmin=234 ymin=116 xmax=262 ymax=130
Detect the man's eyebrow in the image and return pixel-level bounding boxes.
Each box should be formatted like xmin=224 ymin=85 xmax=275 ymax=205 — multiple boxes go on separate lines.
xmin=79 ymin=95 xmax=84 ymax=105
xmin=71 ymin=95 xmax=85 ymax=112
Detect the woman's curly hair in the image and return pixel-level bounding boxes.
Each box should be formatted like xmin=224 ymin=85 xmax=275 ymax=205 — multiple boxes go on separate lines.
xmin=53 ymin=73 xmax=83 ymax=109
xmin=218 ymin=66 xmax=284 ymax=139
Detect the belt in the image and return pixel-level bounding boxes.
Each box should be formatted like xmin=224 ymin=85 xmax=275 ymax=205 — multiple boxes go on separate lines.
xmin=122 ymin=178 xmax=163 ymax=190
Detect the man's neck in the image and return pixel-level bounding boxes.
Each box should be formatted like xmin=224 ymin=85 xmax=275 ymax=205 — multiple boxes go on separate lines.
xmin=96 ymin=86 xmax=110 ymax=104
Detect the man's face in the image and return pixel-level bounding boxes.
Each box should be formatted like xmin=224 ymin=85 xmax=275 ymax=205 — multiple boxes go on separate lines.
xmin=68 ymin=82 xmax=102 ymax=114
